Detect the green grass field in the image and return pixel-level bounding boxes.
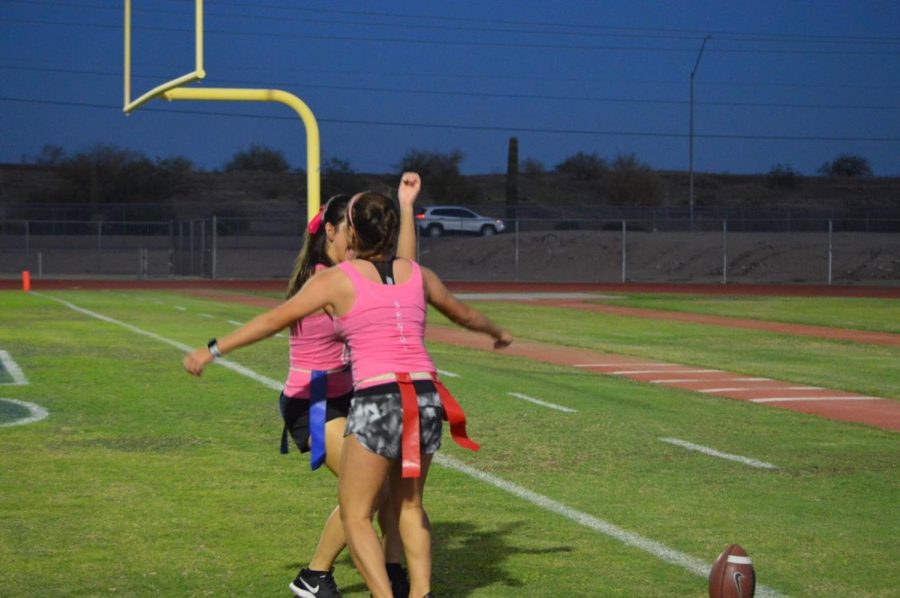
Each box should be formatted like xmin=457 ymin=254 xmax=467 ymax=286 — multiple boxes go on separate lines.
xmin=1 ymin=289 xmax=898 ymax=597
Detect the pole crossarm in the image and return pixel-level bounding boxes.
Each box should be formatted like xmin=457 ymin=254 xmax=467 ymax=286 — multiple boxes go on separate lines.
xmin=162 ymin=87 xmax=321 ymax=222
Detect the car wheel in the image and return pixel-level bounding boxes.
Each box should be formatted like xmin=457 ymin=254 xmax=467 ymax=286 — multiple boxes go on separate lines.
xmin=480 ymin=225 xmax=496 ymax=237
xmin=427 ymin=224 xmax=443 ymax=238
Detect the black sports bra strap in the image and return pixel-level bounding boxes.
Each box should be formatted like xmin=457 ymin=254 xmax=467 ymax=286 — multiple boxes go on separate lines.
xmin=369 ymin=259 xmax=395 ymax=285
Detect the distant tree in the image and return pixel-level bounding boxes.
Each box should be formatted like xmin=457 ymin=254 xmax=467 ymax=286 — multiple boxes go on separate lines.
xmin=48 ymin=145 xmax=193 ymax=203
xmin=818 ymin=154 xmax=873 ymax=178
xmin=398 ymin=148 xmax=475 ymax=200
xmin=521 ymin=157 xmax=544 ymax=177
xmin=33 ymin=144 xmax=66 ymax=166
xmin=765 ymin=163 xmax=798 ymax=188
xmin=57 ymin=145 xmax=155 ymax=203
xmin=322 ymin=157 xmax=360 ymax=198
xmin=555 ymin=151 xmax=607 ymax=181
xmin=605 ymin=153 xmax=661 ymax=205
xmin=224 ymin=144 xmax=290 ymax=173
xmin=154 ymin=155 xmax=195 ymax=196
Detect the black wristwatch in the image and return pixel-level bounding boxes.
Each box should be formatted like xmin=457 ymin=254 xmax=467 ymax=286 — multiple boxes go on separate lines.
xmin=207 ymin=339 xmax=223 ymax=358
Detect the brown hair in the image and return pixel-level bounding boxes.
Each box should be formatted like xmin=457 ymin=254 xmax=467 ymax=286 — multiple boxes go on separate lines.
xmin=285 ymin=194 xmax=351 ymax=298
xmin=348 ymin=191 xmax=399 ymax=260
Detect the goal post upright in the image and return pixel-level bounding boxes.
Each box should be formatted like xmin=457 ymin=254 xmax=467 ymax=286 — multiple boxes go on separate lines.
xmin=123 ymin=0 xmax=321 ymax=221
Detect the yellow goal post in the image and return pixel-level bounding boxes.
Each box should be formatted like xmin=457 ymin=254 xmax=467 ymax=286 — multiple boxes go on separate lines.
xmin=123 ymin=0 xmax=321 ymax=221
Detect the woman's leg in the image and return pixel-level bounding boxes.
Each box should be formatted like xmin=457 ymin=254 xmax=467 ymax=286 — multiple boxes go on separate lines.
xmin=338 ymin=433 xmax=393 ymax=598
xmin=306 ymin=417 xmax=348 ymax=571
xmin=390 ymin=454 xmax=434 ymax=598
xmin=377 ymin=487 xmax=403 ymax=563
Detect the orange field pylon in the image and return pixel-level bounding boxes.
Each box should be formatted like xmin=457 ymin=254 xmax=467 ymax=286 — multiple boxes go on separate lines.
xmin=22 ymin=270 xmax=31 ymax=292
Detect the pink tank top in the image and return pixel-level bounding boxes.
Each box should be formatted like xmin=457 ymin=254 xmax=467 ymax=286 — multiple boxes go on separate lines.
xmin=334 ymin=260 xmax=435 ymax=390
xmin=283 ymin=265 xmax=352 ymax=399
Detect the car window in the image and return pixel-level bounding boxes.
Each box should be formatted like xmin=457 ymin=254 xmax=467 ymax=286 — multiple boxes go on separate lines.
xmin=430 ymin=208 xmax=453 ymax=217
xmin=450 ymin=208 xmax=476 ymax=218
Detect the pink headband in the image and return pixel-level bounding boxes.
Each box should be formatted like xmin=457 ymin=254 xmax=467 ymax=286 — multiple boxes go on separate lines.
xmin=347 ymin=194 xmax=360 ymax=229
xmin=307 ymin=207 xmax=325 ymax=234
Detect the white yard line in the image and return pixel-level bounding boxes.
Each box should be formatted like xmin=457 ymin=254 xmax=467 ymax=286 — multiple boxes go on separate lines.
xmin=0 ymin=350 xmax=29 ymax=385
xmin=34 ymin=293 xmax=283 ymax=392
xmin=175 ymin=306 xmax=187 ymax=311
xmin=227 ymin=320 xmax=244 ymax=326
xmin=507 ymin=392 xmax=577 ymax=413
xmin=437 ymin=369 xmax=460 ymax=378
xmin=435 ymin=453 xmax=785 ymax=597
xmin=658 ymin=437 xmax=778 ymax=470
xmin=34 ymin=293 xmax=789 ymax=596
xmin=0 ymin=398 xmax=48 ymax=427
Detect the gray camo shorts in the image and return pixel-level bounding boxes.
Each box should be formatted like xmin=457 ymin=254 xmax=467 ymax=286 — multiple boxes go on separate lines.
xmin=345 ymin=381 xmax=443 ymax=460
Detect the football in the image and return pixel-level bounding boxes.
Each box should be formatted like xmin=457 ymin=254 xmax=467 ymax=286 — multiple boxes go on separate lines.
xmin=708 ymin=544 xmax=756 ymax=598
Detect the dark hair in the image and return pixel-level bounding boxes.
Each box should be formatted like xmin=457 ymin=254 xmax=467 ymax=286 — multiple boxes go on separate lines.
xmin=348 ymin=191 xmax=399 ymax=260
xmin=286 ymin=194 xmax=351 ymax=298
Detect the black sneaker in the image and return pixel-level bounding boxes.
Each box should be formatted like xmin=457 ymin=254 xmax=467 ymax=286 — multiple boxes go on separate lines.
xmin=289 ymin=568 xmax=342 ymax=598
xmin=386 ymin=562 xmax=410 ymax=598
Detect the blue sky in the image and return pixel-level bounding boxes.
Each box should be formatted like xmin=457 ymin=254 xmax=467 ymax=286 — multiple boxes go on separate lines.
xmin=1 ymin=0 xmax=898 ymax=176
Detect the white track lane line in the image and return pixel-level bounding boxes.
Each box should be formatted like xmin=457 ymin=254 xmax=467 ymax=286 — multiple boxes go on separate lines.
xmin=573 ymin=363 xmax=680 ymax=368
xmin=658 ymin=437 xmax=778 ymax=470
xmin=507 ymin=392 xmax=577 ymax=413
xmin=611 ymin=369 xmax=720 ymax=375
xmin=699 ymin=386 xmax=820 ymax=393
xmin=0 ymin=350 xmax=29 ymax=385
xmin=751 ymin=396 xmax=880 ymax=403
xmin=35 ymin=293 xmax=788 ymax=597
xmin=649 ymin=377 xmax=773 ymax=384
xmin=0 ymin=398 xmax=48 ymax=427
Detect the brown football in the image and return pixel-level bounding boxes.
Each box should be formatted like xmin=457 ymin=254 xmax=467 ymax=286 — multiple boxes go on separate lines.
xmin=708 ymin=544 xmax=756 ymax=598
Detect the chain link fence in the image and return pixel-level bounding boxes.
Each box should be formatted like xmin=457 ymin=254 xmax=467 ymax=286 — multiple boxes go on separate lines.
xmin=1 ymin=208 xmax=898 ymax=285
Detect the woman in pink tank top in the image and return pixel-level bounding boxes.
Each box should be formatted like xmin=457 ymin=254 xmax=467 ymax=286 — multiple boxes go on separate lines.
xmin=183 ymin=175 xmax=425 ymax=598
xmin=184 ymin=190 xmax=512 ymax=598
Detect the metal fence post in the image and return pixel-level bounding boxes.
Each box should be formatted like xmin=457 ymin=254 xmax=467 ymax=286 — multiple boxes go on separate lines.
xmin=827 ymin=219 xmax=833 ymax=285
xmin=514 ymin=218 xmax=520 ymax=282
xmin=621 ymin=219 xmax=627 ymax=283
xmin=722 ymin=219 xmax=728 ymax=284
xmin=212 ymin=215 xmax=218 ymax=280
xmin=199 ymin=219 xmax=205 ymax=277
xmin=25 ymin=221 xmax=30 ymax=254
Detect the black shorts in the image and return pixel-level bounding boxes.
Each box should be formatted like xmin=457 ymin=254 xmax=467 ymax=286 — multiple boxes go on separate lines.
xmin=280 ymin=391 xmax=352 ymax=453
xmin=345 ymin=380 xmax=443 ymax=460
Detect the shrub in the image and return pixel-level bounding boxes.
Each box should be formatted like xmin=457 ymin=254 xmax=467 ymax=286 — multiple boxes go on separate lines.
xmin=818 ymin=154 xmax=873 ymax=178
xmin=765 ymin=164 xmax=798 ymax=188
xmin=605 ymin=153 xmax=661 ymax=205
xmin=224 ymin=144 xmax=290 ymax=173
xmin=555 ymin=151 xmax=606 ymax=181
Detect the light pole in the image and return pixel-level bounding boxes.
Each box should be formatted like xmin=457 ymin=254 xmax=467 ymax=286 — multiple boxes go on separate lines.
xmin=689 ymin=35 xmax=711 ymax=232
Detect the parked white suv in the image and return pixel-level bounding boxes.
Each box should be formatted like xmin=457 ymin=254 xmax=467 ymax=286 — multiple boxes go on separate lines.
xmin=415 ymin=206 xmax=506 ymax=237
